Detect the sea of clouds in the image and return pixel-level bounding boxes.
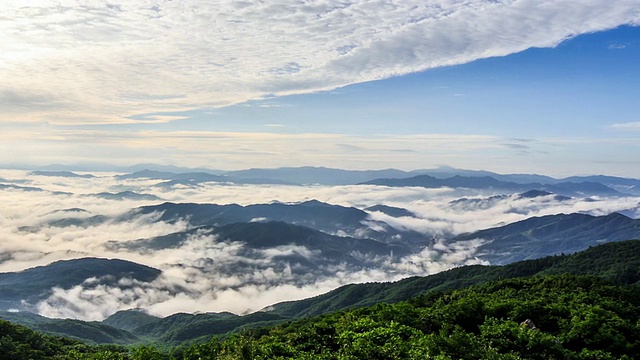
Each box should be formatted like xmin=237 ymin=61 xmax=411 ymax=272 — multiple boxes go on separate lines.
xmin=1 ymin=169 xmax=639 ymax=320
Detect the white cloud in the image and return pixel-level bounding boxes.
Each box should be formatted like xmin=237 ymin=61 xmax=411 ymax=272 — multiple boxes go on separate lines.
xmin=611 ymin=121 xmax=640 ymax=131
xmin=0 ymin=128 xmax=509 ymax=171
xmin=2 ymin=170 xmax=639 ymax=320
xmin=0 ymin=1 xmax=638 ymax=125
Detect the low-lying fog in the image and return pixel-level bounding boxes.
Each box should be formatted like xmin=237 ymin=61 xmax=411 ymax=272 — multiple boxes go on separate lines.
xmin=1 ymin=170 xmax=638 ymax=320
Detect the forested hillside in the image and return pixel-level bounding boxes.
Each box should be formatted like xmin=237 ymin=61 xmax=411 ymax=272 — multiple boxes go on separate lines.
xmin=178 ymin=275 xmax=640 ymax=359
xmin=0 ymin=241 xmax=639 ymax=358
xmin=2 ymin=240 xmax=640 ymax=350
xmin=9 ymin=274 xmax=636 ymax=359
xmin=0 ymin=319 xmax=130 ymax=359
xmin=265 ymin=240 xmax=640 ymax=318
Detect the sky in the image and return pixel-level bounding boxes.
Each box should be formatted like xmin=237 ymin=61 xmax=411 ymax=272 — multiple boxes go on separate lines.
xmin=1 ymin=1 xmax=640 ymax=177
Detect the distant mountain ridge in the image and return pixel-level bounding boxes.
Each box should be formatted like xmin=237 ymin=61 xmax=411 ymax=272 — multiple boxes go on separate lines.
xmin=115 ymin=170 xmax=228 ymax=182
xmin=0 ymin=183 xmax=72 ymax=195
xmin=115 ymin=169 xmax=295 ymax=186
xmin=364 ymin=204 xmax=417 ymax=218
xmin=110 ymin=165 xmax=640 ymax=193
xmin=86 ymin=191 xmax=161 ymax=201
xmin=224 ymin=166 xmax=414 ymax=185
xmin=8 ymin=164 xmax=640 ymax=193
xmin=455 ymin=212 xmax=640 ymax=264
xmin=29 ymin=170 xmax=96 ymax=178
xmin=361 ymin=174 xmax=622 ymax=197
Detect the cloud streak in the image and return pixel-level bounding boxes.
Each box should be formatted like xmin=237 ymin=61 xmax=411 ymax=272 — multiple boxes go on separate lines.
xmin=611 ymin=121 xmax=640 ymax=131
xmin=1 ymin=1 xmax=638 ymax=125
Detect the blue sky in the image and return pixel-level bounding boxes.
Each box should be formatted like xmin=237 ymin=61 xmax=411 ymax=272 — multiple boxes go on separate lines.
xmin=173 ymin=25 xmax=640 ymax=137
xmin=1 ymin=1 xmax=639 ymax=177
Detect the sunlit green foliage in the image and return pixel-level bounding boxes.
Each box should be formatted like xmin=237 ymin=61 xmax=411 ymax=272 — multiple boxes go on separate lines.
xmin=2 ymin=274 xmax=639 ymax=359
xmin=178 ymin=275 xmax=640 ymax=359
xmin=3 ymin=240 xmax=640 ymax=359
xmin=0 ymin=319 xmax=128 ymax=359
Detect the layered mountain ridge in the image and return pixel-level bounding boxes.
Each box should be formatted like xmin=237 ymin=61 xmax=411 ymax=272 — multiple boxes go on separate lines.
xmin=1 ymin=240 xmax=639 ymax=345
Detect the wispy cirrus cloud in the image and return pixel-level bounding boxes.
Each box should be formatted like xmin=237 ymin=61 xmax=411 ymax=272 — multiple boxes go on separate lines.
xmin=611 ymin=121 xmax=640 ymax=131
xmin=0 ymin=128 xmax=504 ymax=170
xmin=1 ymin=1 xmax=638 ymax=125
xmin=3 ymin=127 xmax=640 ymax=176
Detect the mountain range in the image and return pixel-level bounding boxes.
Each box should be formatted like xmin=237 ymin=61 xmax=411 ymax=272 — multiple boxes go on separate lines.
xmin=1 ymin=240 xmax=638 ymax=345
xmin=111 ymin=166 xmax=640 ymax=196
xmin=109 ymin=167 xmax=640 ymax=195
xmin=107 ymin=221 xmax=412 ymax=276
xmin=2 ymin=164 xmax=640 ymax=350
xmin=29 ymin=170 xmax=96 ymax=179
xmin=20 ymin=199 xmax=640 ymax=290
xmin=454 ymin=212 xmax=640 ymax=264
xmin=361 ymin=174 xmax=622 ymax=197
xmin=15 ymin=165 xmax=640 ymax=195
xmin=58 ymin=199 xmax=640 ymax=264
xmin=45 ymin=200 xmax=428 ymax=246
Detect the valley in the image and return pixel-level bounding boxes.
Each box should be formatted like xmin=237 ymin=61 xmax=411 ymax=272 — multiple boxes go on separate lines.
xmin=1 ymin=166 xmax=639 ymax=358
